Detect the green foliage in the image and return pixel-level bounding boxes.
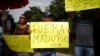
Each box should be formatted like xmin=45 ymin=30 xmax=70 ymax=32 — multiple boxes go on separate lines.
xmin=24 ymin=7 xmax=43 ymax=22
xmin=49 ymin=0 xmax=68 ymax=21
xmin=24 ymin=0 xmax=68 ymax=22
xmin=24 ymin=10 xmax=34 ymax=21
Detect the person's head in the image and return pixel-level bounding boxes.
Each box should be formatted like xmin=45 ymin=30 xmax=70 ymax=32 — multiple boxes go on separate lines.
xmin=19 ymin=14 xmax=27 ymax=24
xmin=79 ymin=10 xmax=95 ymax=20
xmin=42 ymin=12 xmax=53 ymax=22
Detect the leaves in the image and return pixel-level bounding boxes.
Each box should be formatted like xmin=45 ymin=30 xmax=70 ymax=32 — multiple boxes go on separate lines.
xmin=49 ymin=0 xmax=68 ymax=21
xmin=24 ymin=7 xmax=43 ymax=22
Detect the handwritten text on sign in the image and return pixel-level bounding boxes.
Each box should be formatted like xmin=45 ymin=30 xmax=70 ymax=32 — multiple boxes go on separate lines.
xmin=65 ymin=0 xmax=100 ymax=12
xmin=4 ymin=35 xmax=34 ymax=53
xmin=30 ymin=22 xmax=69 ymax=48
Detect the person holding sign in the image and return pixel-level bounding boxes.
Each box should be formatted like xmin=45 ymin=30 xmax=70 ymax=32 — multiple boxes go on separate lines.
xmin=40 ymin=12 xmax=56 ymax=56
xmin=74 ymin=10 xmax=94 ymax=56
xmin=14 ymin=14 xmax=33 ymax=56
xmin=3 ymin=14 xmax=16 ymax=56
xmin=14 ymin=14 xmax=30 ymax=35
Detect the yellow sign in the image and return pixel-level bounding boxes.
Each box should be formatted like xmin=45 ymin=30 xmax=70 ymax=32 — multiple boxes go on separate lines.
xmin=65 ymin=0 xmax=100 ymax=12
xmin=30 ymin=22 xmax=69 ymax=48
xmin=4 ymin=35 xmax=34 ymax=53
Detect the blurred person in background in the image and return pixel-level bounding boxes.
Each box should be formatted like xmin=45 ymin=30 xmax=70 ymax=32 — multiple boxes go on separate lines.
xmin=14 ymin=14 xmax=33 ymax=56
xmin=0 ymin=19 xmax=4 ymax=56
xmin=3 ymin=14 xmax=17 ymax=56
xmin=4 ymin=14 xmax=16 ymax=34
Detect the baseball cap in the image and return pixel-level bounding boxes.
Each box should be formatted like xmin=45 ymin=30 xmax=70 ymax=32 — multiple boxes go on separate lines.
xmin=43 ymin=12 xmax=53 ymax=17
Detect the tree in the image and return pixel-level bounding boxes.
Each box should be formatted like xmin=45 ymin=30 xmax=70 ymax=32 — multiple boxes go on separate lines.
xmin=24 ymin=6 xmax=43 ymax=22
xmin=24 ymin=10 xmax=34 ymax=22
xmin=49 ymin=0 xmax=68 ymax=21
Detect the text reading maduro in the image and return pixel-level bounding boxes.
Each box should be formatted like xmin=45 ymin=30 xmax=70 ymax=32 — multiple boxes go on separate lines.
xmin=30 ymin=22 xmax=69 ymax=48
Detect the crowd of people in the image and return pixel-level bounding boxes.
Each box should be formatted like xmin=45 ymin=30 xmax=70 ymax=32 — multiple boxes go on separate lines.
xmin=0 ymin=10 xmax=95 ymax=56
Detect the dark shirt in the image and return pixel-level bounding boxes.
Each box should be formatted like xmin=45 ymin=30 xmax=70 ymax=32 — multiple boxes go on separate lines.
xmin=75 ymin=20 xmax=94 ymax=47
xmin=14 ymin=25 xmax=29 ymax=35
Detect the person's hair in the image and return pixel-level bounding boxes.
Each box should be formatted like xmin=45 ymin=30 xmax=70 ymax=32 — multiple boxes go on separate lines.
xmin=4 ymin=16 xmax=16 ymax=34
xmin=19 ymin=14 xmax=28 ymax=23
xmin=21 ymin=14 xmax=28 ymax=21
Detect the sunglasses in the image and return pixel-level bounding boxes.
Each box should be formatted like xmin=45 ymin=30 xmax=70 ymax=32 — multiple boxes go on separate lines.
xmin=20 ymin=17 xmax=26 ymax=19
